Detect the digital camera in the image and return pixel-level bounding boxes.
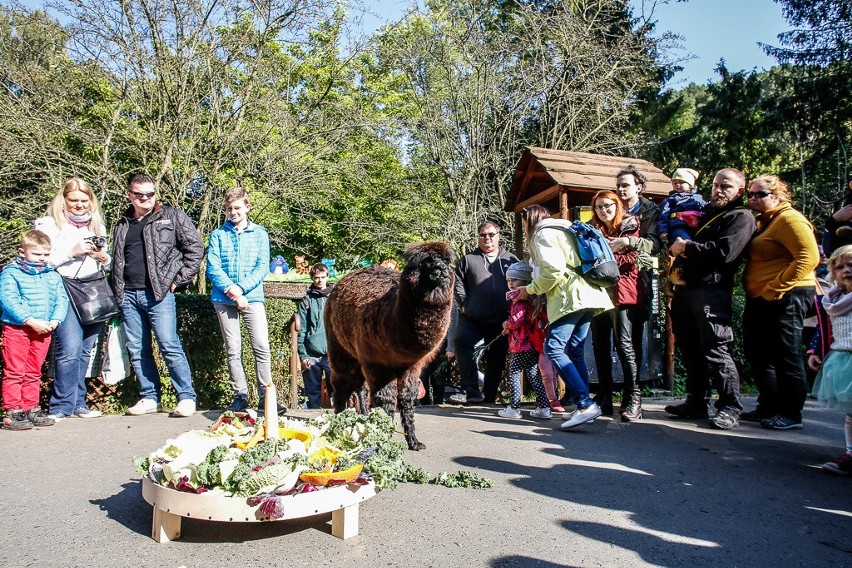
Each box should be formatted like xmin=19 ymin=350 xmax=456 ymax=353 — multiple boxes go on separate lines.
xmin=86 ymin=235 xmax=108 ymax=249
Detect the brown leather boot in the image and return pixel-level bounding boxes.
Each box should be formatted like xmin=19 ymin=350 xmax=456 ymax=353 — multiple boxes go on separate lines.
xmin=621 ymin=393 xmax=642 ymax=422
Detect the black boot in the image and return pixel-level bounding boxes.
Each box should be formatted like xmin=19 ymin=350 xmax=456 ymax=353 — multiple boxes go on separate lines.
xmin=621 ymin=393 xmax=642 ymax=422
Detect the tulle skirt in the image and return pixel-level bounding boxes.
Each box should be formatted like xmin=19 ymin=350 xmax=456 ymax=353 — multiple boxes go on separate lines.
xmin=812 ymin=350 xmax=852 ymax=415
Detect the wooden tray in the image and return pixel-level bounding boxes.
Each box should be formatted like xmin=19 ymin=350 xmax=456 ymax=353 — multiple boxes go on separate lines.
xmin=141 ymin=477 xmax=378 ymax=542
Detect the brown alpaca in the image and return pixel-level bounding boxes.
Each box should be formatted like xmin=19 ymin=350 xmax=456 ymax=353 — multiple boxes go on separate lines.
xmin=324 ymin=241 xmax=455 ymax=450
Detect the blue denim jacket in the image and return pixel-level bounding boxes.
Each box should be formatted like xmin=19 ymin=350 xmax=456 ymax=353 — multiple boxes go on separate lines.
xmin=206 ymin=221 xmax=270 ymax=305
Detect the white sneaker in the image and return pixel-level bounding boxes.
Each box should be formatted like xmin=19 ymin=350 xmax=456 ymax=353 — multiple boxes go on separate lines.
xmin=560 ymin=402 xmax=602 ymax=429
xmin=171 ymin=399 xmax=196 ymax=417
xmin=126 ymin=398 xmax=158 ymax=415
xmin=73 ymin=406 xmax=102 ymax=418
xmin=497 ymin=406 xmax=522 ymax=419
xmin=530 ymin=407 xmax=553 ymax=419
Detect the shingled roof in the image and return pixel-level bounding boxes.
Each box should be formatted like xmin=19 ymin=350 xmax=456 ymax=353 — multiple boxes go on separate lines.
xmin=504 ymin=146 xmax=671 ymax=212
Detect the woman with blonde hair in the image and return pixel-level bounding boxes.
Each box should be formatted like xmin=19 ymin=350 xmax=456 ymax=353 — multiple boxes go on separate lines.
xmin=35 ymin=178 xmax=110 ymax=421
xmin=589 ymin=190 xmax=646 ymax=421
xmin=742 ymin=174 xmax=819 ymax=430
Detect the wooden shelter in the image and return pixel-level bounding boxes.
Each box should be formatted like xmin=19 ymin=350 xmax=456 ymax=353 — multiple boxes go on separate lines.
xmin=504 ymin=146 xmax=671 ymax=254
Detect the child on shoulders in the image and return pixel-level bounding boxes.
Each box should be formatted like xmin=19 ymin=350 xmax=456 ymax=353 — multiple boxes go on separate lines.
xmin=498 ymin=261 xmax=551 ymax=419
xmin=1 ymin=230 xmax=69 ymax=430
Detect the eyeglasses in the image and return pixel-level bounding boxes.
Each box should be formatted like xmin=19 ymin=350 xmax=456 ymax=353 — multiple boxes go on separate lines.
xmin=594 ymin=203 xmax=616 ymax=212
xmin=130 ymin=191 xmax=155 ymax=200
xmin=747 ymin=190 xmax=772 ymax=199
xmin=479 ymin=232 xmax=498 ymax=238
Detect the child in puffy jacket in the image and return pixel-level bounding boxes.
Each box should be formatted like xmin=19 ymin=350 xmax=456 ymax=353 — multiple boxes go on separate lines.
xmin=498 ymin=261 xmax=551 ymax=420
xmin=1 ymin=230 xmax=68 ymax=430
xmin=661 ymin=168 xmax=706 ymax=284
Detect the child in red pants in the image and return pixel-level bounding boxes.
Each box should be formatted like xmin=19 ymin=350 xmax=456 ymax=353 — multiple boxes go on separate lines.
xmin=1 ymin=230 xmax=69 ymax=430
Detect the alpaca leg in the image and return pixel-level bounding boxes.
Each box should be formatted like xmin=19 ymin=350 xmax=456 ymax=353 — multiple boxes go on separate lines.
xmin=367 ymin=376 xmax=397 ymax=422
xmin=398 ymin=373 xmax=424 ymax=451
xmin=329 ymin=353 xmax=362 ymax=414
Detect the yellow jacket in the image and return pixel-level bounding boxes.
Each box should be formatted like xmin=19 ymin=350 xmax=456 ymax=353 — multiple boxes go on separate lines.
xmin=525 ymin=219 xmax=614 ymax=324
xmin=743 ymin=202 xmax=819 ymax=300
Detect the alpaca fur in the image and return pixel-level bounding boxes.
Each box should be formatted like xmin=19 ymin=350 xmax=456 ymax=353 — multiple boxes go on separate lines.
xmin=325 ymin=241 xmax=455 ymax=450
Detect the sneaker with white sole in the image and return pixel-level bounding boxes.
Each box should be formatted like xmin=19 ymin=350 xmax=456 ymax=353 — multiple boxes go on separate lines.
xmin=560 ymin=402 xmax=602 ymax=429
xmin=497 ymin=406 xmax=522 ymax=419
xmin=171 ymin=399 xmax=196 ymax=417
xmin=73 ymin=406 xmax=102 ymax=418
xmin=47 ymin=410 xmax=71 ymax=422
xmin=126 ymin=398 xmax=158 ymax=416
xmin=529 ymin=407 xmax=553 ymax=419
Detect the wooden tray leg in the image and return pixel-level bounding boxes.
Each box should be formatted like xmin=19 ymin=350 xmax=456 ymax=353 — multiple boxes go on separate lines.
xmin=330 ymin=502 xmax=359 ymax=539
xmin=152 ymin=506 xmax=182 ymax=543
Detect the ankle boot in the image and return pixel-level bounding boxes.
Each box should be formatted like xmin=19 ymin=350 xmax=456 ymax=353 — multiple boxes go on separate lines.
xmin=621 ymin=393 xmax=642 ymax=422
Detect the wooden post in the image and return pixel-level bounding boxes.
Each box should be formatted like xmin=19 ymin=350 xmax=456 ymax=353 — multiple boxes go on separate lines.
xmin=559 ymin=189 xmax=569 ymax=219
xmin=152 ymin=507 xmax=181 ymax=543
xmin=331 ymin=503 xmax=359 ymax=539
xmin=289 ymin=315 xmax=300 ymax=409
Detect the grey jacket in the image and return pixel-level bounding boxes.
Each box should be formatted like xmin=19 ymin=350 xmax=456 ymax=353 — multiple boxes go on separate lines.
xmin=110 ymin=204 xmax=204 ymax=304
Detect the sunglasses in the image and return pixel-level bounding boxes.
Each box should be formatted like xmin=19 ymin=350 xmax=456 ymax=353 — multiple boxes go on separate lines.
xmin=747 ymin=190 xmax=772 ymax=199
xmin=130 ymin=191 xmax=156 ymax=199
xmin=479 ymin=232 xmax=498 ymax=238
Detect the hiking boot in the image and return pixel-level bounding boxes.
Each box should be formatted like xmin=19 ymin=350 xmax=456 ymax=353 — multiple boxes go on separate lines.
xmin=822 ymin=452 xmax=852 ymax=476
xmin=529 ymin=407 xmax=553 ymax=419
xmin=760 ymin=416 xmax=802 ymax=430
xmin=227 ymin=394 xmax=249 ymax=412
xmin=126 ymin=398 xmax=158 ymax=416
xmin=709 ymin=409 xmax=739 ymax=430
xmin=497 ymin=406 xmax=522 ymax=419
xmin=560 ymin=402 xmax=602 ymax=429
xmin=73 ymin=406 xmax=102 ymax=418
xmin=665 ymin=401 xmax=709 ymax=419
xmin=26 ymin=408 xmax=55 ymax=427
xmin=170 ymin=399 xmax=196 ymax=417
xmin=3 ymin=409 xmax=33 ymax=431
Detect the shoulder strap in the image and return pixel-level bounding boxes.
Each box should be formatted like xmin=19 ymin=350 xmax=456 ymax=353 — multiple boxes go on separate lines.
xmin=694 ymin=206 xmax=745 ymax=237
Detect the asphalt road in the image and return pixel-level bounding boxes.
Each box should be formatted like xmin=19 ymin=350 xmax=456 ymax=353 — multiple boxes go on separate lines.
xmin=1 ymin=397 xmax=849 ymax=568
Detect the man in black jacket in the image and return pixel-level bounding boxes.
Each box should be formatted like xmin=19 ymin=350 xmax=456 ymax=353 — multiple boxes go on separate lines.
xmin=111 ymin=174 xmax=204 ymax=418
xmin=448 ymin=221 xmax=518 ymax=404
xmin=665 ymin=168 xmax=756 ymax=430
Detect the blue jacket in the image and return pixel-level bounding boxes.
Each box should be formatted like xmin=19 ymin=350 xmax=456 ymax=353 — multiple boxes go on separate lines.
xmin=0 ymin=261 xmax=69 ymax=326
xmin=206 ymin=221 xmax=270 ymax=305
xmin=659 ymin=190 xmax=706 ymax=235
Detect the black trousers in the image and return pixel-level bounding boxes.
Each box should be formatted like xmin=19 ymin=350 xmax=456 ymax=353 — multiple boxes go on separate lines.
xmin=743 ymin=287 xmax=815 ymax=422
xmin=591 ymin=306 xmax=641 ymax=397
xmin=454 ymin=315 xmax=508 ymax=402
xmin=671 ymin=286 xmax=742 ymax=414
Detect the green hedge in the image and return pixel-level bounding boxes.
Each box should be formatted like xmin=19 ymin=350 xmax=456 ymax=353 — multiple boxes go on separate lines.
xmin=70 ymin=295 xmax=300 ymax=413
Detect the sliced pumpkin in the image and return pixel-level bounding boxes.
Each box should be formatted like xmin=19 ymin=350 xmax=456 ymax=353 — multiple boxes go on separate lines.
xmin=279 ymin=427 xmax=314 ymax=445
xmin=235 ymin=424 xmax=265 ymax=450
xmin=299 ymin=464 xmax=363 ymax=487
xmin=308 ymin=445 xmax=344 ymax=465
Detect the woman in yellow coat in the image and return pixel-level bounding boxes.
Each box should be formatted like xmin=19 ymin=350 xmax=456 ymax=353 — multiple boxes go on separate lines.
xmin=742 ymin=175 xmax=819 ymax=429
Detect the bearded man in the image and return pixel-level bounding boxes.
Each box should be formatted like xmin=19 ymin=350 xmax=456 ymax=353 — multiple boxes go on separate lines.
xmin=664 ymin=168 xmax=756 ymax=430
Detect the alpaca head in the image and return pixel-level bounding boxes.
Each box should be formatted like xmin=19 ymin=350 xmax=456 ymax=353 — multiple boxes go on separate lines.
xmin=401 ymin=241 xmax=455 ymax=303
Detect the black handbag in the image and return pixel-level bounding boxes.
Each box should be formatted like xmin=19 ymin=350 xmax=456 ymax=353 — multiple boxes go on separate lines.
xmin=62 ymin=261 xmax=119 ymax=325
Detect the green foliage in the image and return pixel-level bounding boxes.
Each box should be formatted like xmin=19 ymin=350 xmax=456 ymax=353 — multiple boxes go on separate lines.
xmin=432 ymin=470 xmax=494 ymax=489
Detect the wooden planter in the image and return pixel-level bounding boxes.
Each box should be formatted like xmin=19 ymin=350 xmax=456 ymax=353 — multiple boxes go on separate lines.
xmin=141 ymin=478 xmax=378 ymax=542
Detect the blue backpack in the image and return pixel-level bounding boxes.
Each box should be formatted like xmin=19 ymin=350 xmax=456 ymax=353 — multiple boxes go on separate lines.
xmin=564 ymin=222 xmax=619 ymax=288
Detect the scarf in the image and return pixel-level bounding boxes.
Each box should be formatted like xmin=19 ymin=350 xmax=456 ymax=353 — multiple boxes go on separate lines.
xmin=310 ymin=283 xmax=333 ymax=297
xmin=65 ymin=211 xmax=92 ymax=228
xmin=823 ymin=284 xmax=852 ymax=317
xmin=16 ymin=256 xmax=51 ymax=275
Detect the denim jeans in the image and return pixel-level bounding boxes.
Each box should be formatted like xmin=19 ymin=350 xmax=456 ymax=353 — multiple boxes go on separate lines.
xmin=302 ymin=355 xmax=331 ymax=409
xmin=545 ymin=309 xmax=595 ymax=409
xmin=49 ymin=308 xmax=104 ymax=415
xmin=213 ymin=302 xmax=272 ymax=399
xmin=122 ymin=289 xmax=196 ymax=403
